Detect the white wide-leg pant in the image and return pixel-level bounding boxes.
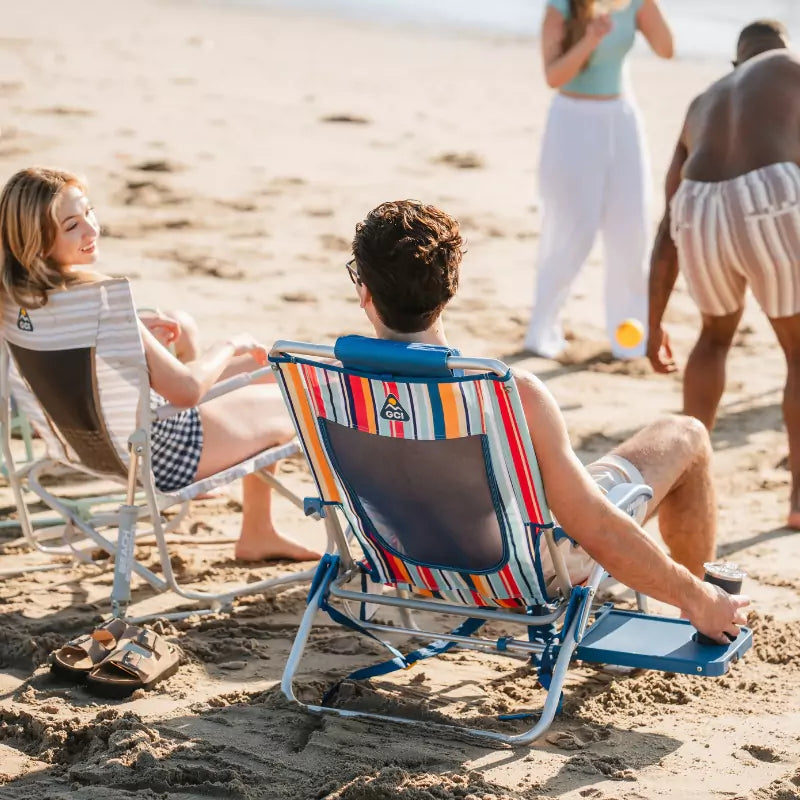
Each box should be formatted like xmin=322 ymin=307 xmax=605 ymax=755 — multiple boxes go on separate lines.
xmin=525 ymin=93 xmax=651 ymax=359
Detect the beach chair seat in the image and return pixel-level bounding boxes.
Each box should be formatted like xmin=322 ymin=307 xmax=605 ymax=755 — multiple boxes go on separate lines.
xmin=269 ymin=336 xmax=752 ymax=746
xmin=0 ymin=279 xmax=327 ymax=619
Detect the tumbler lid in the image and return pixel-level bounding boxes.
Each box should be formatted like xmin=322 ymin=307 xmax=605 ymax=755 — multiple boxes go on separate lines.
xmin=703 ymin=561 xmax=747 ymax=580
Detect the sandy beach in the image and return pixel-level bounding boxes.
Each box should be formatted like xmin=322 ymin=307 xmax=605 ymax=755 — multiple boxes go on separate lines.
xmin=1 ymin=1 xmax=799 ymax=798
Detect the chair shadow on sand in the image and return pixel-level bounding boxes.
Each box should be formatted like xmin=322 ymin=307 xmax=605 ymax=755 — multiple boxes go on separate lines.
xmin=0 ymin=646 xmax=682 ymax=798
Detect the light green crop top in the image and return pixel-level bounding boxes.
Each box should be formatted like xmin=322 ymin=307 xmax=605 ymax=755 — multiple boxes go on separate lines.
xmin=548 ymin=0 xmax=644 ymax=96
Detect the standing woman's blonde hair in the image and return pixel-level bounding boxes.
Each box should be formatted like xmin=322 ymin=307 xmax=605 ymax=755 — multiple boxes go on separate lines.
xmin=0 ymin=167 xmax=91 ymax=309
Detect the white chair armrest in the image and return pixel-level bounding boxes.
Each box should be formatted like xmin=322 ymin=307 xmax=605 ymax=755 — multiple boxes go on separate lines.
xmin=153 ymin=365 xmax=275 ymax=421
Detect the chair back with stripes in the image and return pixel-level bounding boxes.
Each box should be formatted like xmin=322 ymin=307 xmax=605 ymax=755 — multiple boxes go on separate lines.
xmin=1 ymin=279 xmax=150 ymax=477
xmin=271 ymin=337 xmax=555 ymax=607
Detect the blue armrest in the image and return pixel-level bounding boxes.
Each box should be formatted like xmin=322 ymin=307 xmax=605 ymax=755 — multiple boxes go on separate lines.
xmin=334 ymin=335 xmax=458 ymax=378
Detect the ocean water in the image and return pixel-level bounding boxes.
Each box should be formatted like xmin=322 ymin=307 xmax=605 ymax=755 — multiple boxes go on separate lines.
xmin=227 ymin=0 xmax=800 ymax=58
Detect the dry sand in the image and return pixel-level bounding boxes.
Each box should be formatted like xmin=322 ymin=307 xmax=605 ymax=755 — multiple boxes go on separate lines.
xmin=1 ymin=1 xmax=799 ymax=798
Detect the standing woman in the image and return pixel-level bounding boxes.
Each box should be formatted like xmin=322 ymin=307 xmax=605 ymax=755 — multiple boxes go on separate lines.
xmin=524 ymin=0 xmax=673 ymax=359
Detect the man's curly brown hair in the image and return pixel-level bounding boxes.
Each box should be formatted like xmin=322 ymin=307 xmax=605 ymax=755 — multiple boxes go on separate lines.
xmin=352 ymin=200 xmax=464 ymax=333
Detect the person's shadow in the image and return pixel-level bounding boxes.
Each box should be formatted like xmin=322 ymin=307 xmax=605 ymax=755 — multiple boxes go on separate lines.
xmin=716 ymin=524 xmax=798 ymax=559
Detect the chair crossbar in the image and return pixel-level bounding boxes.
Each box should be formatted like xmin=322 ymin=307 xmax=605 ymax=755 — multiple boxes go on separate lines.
xmin=346 ymin=620 xmax=549 ymax=659
xmin=329 ymin=582 xmax=565 ymax=626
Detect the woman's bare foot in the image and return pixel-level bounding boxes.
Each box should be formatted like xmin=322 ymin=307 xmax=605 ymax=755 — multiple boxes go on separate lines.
xmin=234 ymin=526 xmax=321 ymax=562
xmin=786 ymin=509 xmax=800 ymax=530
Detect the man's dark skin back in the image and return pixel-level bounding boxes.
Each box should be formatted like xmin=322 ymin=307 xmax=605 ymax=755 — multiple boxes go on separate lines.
xmin=682 ymin=50 xmax=800 ymax=181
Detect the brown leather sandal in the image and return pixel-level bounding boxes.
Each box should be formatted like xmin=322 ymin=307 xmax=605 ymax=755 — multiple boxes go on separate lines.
xmin=86 ymin=627 xmax=182 ymax=698
xmin=50 ymin=618 xmax=131 ymax=681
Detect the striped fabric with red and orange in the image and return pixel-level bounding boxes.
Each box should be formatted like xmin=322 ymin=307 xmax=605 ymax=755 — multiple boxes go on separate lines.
xmin=272 ymin=358 xmax=555 ymax=607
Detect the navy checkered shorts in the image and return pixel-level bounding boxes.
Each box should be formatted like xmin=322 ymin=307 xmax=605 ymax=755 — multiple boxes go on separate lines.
xmin=150 ymin=403 xmax=204 ymax=493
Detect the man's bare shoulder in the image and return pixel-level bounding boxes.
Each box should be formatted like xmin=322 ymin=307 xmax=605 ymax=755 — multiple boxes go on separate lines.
xmin=749 ymin=49 xmax=800 ymax=73
xmin=685 ymin=75 xmax=729 ymax=120
xmin=511 ymin=367 xmax=561 ymax=430
xmin=511 ymin=367 xmax=547 ymax=402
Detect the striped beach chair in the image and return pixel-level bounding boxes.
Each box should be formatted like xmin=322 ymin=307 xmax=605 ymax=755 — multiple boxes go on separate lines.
xmin=271 ymin=336 xmax=752 ymax=746
xmin=0 ymin=279 xmax=323 ymax=619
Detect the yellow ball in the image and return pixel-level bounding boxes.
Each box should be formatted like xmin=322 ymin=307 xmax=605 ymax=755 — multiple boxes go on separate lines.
xmin=615 ymin=318 xmax=644 ymax=349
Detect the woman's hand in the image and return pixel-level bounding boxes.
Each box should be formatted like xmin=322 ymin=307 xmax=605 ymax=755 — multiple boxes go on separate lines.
xmin=584 ymin=14 xmax=613 ymax=47
xmin=541 ymin=6 xmax=609 ymax=88
xmin=140 ymin=310 xmax=181 ymax=349
xmin=226 ymin=334 xmax=268 ymax=367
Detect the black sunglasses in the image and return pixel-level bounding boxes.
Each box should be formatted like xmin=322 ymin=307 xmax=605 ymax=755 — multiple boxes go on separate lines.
xmin=345 ymin=257 xmax=362 ymax=286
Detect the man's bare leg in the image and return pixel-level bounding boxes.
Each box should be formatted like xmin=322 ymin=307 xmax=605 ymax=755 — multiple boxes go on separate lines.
xmin=767 ymin=313 xmax=800 ymax=529
xmin=683 ymin=309 xmax=744 ymax=428
xmin=610 ymin=415 xmax=716 ymax=576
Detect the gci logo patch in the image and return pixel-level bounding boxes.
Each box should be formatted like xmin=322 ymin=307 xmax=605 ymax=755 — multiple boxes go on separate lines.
xmin=17 ymin=308 xmax=33 ymax=332
xmin=379 ymin=394 xmax=409 ymax=422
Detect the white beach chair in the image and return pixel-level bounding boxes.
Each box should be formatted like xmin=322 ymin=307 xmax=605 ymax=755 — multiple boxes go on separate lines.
xmin=0 ymin=278 xmax=327 ymax=619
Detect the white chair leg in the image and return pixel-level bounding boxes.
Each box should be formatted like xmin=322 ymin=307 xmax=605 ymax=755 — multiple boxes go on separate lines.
xmin=282 ymin=577 xmax=325 ymax=704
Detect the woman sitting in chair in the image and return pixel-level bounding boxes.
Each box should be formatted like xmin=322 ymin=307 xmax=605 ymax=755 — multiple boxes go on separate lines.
xmin=0 ymin=166 xmax=319 ymax=563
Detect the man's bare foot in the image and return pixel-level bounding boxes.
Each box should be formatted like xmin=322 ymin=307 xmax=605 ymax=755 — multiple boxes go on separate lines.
xmin=786 ymin=510 xmax=800 ymax=530
xmin=234 ymin=527 xmax=321 ymax=562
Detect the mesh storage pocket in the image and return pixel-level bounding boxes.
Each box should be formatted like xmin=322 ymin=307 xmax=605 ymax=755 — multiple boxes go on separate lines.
xmin=322 ymin=419 xmax=506 ymax=573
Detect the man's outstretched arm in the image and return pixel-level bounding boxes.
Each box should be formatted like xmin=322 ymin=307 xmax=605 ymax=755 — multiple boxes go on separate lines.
xmin=514 ymin=370 xmax=749 ymax=643
xmin=648 ymin=129 xmax=689 ymax=373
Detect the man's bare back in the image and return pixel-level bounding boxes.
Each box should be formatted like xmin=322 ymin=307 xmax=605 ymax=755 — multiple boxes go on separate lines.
xmin=682 ymin=50 xmax=800 ymax=181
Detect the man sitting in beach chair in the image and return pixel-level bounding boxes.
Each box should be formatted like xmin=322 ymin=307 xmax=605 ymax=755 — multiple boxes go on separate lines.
xmin=342 ymin=200 xmax=748 ymax=641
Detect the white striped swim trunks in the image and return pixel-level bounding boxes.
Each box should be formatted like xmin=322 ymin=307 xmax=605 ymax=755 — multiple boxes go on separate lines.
xmin=670 ymin=161 xmax=800 ymax=318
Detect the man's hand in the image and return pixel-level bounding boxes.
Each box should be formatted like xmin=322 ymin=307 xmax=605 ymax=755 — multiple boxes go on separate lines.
xmin=683 ymin=582 xmax=750 ymax=645
xmin=647 ymin=325 xmax=677 ymax=373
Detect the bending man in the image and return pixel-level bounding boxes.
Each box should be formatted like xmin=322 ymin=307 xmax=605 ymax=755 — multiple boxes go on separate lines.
xmin=647 ymin=20 xmax=800 ymax=528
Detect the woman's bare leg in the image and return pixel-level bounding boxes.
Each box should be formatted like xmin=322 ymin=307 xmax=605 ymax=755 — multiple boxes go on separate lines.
xmin=195 ymin=383 xmax=320 ymax=562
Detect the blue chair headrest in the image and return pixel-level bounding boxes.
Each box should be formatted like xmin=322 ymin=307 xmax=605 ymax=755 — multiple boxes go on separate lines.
xmin=334 ymin=335 xmax=459 ymax=378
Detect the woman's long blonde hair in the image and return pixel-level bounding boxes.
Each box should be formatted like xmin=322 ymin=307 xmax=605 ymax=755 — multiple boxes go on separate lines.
xmin=0 ymin=167 xmax=92 ymax=309
xmin=563 ymin=0 xmax=595 ymax=53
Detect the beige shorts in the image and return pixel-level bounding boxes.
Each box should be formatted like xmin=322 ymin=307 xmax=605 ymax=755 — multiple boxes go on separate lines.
xmin=671 ymin=162 xmax=800 ymax=319
xmin=539 ymin=454 xmax=648 ymax=595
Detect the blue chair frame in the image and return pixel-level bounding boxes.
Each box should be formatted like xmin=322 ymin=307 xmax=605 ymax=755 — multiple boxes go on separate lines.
xmin=270 ymin=337 xmax=753 ymax=746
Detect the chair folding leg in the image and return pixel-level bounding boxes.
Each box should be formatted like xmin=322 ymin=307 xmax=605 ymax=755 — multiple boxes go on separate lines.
xmin=111 ymin=504 xmax=139 ymax=619
xmin=281 ymin=575 xmax=326 ymax=706
xmin=282 ymin=566 xmax=601 ymax=747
